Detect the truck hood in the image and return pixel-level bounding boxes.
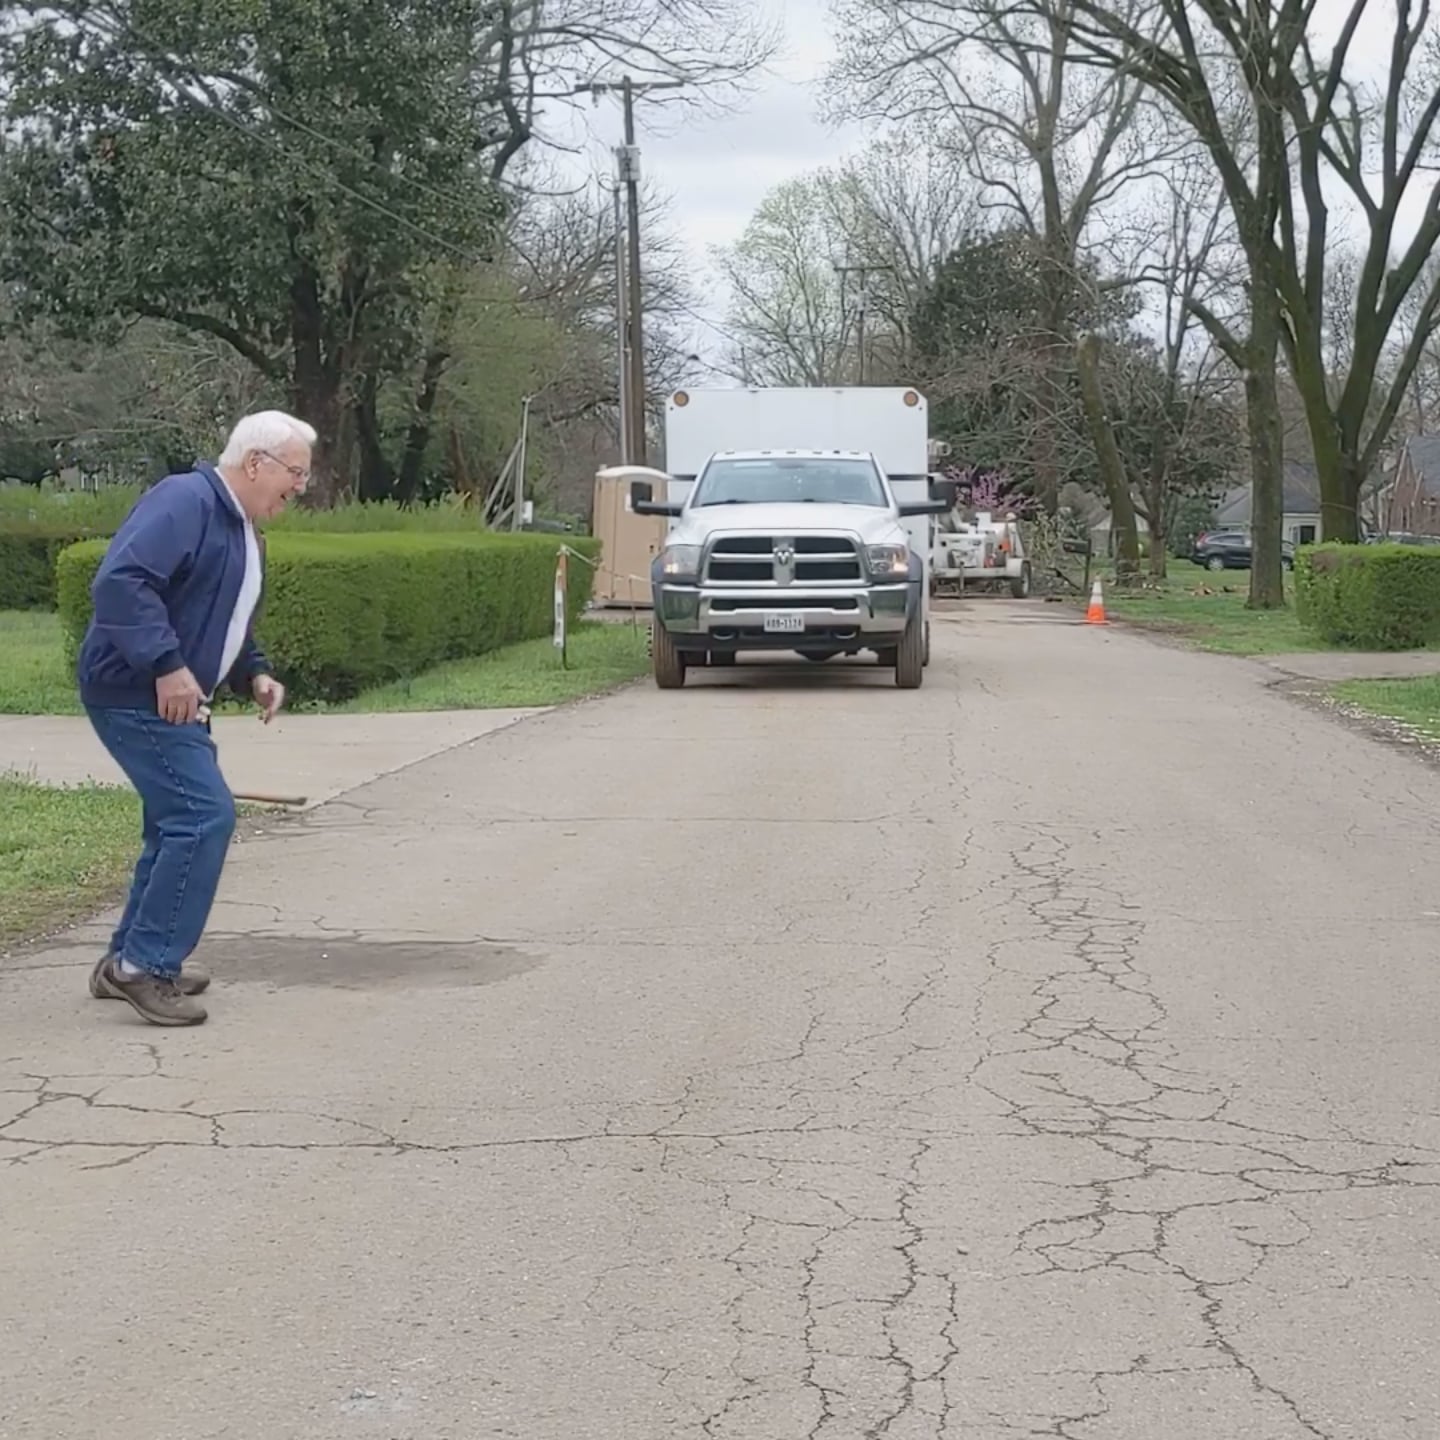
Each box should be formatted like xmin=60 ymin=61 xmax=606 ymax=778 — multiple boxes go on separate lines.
xmin=670 ymin=502 xmax=905 ymax=546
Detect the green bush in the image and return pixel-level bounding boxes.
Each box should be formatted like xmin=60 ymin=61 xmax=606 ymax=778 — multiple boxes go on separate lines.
xmin=2 ymin=479 xmax=556 ymax=610
xmin=1296 ymin=542 xmax=1440 ymax=649
xmin=56 ymin=531 xmax=599 ymax=703
xmin=0 ymin=525 xmax=114 ymax=608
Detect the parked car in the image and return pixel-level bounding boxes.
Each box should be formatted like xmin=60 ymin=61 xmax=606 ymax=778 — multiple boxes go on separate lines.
xmin=1191 ymin=530 xmax=1296 ymax=572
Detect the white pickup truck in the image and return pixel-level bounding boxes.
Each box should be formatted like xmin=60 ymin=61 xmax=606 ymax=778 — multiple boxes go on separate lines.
xmin=630 ymin=386 xmax=955 ymax=689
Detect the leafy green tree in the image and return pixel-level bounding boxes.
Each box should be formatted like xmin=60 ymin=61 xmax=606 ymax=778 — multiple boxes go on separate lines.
xmin=0 ymin=0 xmax=503 ymax=502
xmin=0 ymin=0 xmax=769 ymax=503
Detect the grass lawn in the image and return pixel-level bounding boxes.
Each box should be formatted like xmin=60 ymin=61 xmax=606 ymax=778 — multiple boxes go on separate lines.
xmin=1094 ymin=564 xmax=1329 ymax=656
xmin=0 ymin=615 xmax=648 ymax=950
xmin=1332 ymin=676 xmax=1440 ymax=742
xmin=0 ymin=778 xmax=139 ymax=950
xmin=335 ymin=621 xmax=650 ymax=711
xmin=0 ymin=610 xmax=82 ymax=714
xmin=0 ymin=611 xmax=650 ymax=715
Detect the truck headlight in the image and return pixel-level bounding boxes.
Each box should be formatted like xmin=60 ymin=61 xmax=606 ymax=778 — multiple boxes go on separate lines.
xmin=866 ymin=543 xmax=909 ymax=578
xmin=660 ymin=544 xmax=702 ymax=578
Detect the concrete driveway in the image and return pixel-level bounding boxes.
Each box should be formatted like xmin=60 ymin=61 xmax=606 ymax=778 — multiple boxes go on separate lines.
xmin=4 ymin=603 xmax=1440 ymax=1438
xmin=1 ymin=708 xmax=546 ymax=808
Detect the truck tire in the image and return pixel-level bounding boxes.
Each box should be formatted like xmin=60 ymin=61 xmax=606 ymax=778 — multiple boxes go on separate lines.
xmin=874 ymin=647 xmax=898 ymax=666
xmin=923 ymin=621 xmax=931 ymax=668
xmin=894 ymin=613 xmax=924 ymax=689
xmin=1009 ymin=562 xmax=1032 ymax=599
xmin=652 ymin=621 xmax=687 ymax=689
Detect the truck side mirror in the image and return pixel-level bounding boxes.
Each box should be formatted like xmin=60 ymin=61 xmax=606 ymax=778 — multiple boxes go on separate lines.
xmin=931 ymin=478 xmax=959 ymax=509
xmin=630 ymin=478 xmax=682 ymax=517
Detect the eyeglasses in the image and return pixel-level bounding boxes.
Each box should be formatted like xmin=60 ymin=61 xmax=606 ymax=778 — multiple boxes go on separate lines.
xmin=258 ymin=450 xmax=311 ymax=483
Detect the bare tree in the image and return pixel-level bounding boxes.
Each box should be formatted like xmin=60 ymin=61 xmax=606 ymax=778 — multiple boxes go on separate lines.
xmin=1269 ymin=3 xmax=1440 ymax=541
xmin=711 ymin=177 xmax=861 ymax=386
xmin=711 ymin=132 xmax=984 ymax=386
xmin=818 ymin=130 xmax=983 ymax=362
xmin=967 ymin=0 xmax=1315 ymax=607
xmin=1124 ymin=149 xmax=1237 ymax=576
xmin=826 ymin=0 xmax=1180 ymax=523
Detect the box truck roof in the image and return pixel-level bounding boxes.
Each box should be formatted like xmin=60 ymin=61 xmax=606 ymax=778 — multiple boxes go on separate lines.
xmin=663 ymin=387 xmax=929 ymax=480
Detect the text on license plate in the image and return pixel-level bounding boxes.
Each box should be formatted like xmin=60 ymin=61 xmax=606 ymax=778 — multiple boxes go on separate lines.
xmin=763 ymin=612 xmax=806 ymax=634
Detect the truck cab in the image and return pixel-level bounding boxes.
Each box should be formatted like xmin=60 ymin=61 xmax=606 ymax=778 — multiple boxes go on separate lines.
xmin=632 ymin=387 xmax=953 ymax=689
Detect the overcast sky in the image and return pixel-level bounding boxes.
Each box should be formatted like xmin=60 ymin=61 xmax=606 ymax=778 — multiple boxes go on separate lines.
xmin=540 ymin=0 xmax=1418 ymax=382
xmin=547 ymin=0 xmax=871 ymax=374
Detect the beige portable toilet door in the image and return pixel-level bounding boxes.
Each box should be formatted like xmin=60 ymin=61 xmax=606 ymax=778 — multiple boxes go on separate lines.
xmin=592 ymin=466 xmax=669 ymax=607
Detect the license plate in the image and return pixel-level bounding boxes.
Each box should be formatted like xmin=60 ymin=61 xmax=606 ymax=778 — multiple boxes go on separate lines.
xmin=763 ymin=612 xmax=806 ymax=634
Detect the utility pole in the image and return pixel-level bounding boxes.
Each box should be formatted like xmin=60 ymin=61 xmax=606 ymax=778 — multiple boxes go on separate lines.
xmin=577 ymin=75 xmax=685 ymax=465
xmin=611 ymin=178 xmax=630 ymax=464
xmin=834 ymin=263 xmax=894 ymax=385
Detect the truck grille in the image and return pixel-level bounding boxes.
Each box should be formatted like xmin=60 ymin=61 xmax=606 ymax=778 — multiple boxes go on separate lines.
xmin=704 ymin=534 xmax=864 ymax=585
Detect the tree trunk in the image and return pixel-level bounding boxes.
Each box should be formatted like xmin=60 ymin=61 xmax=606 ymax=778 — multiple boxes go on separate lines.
xmin=287 ymin=237 xmax=343 ymax=508
xmin=1316 ymin=453 xmax=1363 ymax=543
xmin=353 ymin=374 xmax=396 ymax=503
xmin=394 ymin=349 xmax=449 ymax=505
xmin=288 ymin=366 xmax=343 ymax=508
xmin=1145 ymin=444 xmax=1168 ymax=580
xmin=1148 ymin=496 xmax=1168 ymax=578
xmin=1244 ymin=316 xmax=1287 ymax=609
xmin=1075 ymin=332 xmax=1141 ymax=583
xmin=1290 ymin=352 xmax=1361 ymax=542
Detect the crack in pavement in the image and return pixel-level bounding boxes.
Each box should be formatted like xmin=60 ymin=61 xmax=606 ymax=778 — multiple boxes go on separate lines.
xmin=6 ymin=831 xmax=1435 ymax=1436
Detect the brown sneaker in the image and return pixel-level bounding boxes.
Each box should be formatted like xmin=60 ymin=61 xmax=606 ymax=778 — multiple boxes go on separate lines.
xmin=94 ymin=958 xmax=208 ymax=1027
xmin=89 ymin=953 xmax=210 ymax=999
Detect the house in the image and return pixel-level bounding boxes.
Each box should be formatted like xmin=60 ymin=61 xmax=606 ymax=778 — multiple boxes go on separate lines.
xmin=1213 ymin=460 xmax=1323 ymax=546
xmin=1384 ymin=435 xmax=1440 ymax=537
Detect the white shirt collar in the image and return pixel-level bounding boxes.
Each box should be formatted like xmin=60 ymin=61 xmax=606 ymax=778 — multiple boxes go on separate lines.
xmin=215 ymin=467 xmax=251 ymax=525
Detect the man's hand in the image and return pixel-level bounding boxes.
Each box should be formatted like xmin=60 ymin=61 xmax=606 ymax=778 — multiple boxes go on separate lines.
xmin=156 ymin=667 xmax=205 ymax=725
xmin=252 ymin=673 xmax=286 ymax=724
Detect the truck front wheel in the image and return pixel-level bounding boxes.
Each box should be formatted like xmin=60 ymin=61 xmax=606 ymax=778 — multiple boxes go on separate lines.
xmin=652 ymin=621 xmax=687 ymax=689
xmin=1009 ymin=561 xmax=1033 ymax=599
xmin=894 ymin=613 xmax=924 ymax=689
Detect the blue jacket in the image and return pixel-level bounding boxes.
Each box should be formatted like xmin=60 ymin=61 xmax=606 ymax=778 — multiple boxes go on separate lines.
xmin=77 ymin=463 xmax=272 ymax=710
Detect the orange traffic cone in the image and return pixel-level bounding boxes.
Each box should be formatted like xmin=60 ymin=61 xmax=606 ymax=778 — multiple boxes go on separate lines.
xmin=1085 ymin=578 xmax=1108 ymax=625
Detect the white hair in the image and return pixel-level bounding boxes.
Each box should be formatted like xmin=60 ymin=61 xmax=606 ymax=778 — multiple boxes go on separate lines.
xmin=218 ymin=410 xmax=319 ymax=468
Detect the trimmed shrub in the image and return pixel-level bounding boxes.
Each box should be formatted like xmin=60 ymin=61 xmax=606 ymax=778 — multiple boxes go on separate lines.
xmin=55 ymin=531 xmax=599 ymax=703
xmin=1296 ymin=542 xmax=1440 ymax=650
xmin=1 ymin=483 xmax=553 ymax=611
xmin=0 ymin=525 xmax=114 ymax=609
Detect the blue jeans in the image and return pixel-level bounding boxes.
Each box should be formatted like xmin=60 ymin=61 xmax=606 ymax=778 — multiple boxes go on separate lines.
xmin=85 ymin=706 xmax=236 ymax=978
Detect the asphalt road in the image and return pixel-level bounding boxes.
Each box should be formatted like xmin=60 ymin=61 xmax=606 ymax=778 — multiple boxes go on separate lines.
xmin=5 ymin=601 xmax=1440 ymax=1439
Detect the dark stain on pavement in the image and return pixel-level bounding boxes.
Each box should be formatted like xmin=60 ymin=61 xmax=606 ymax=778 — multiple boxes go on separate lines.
xmin=198 ymin=936 xmax=542 ymax=989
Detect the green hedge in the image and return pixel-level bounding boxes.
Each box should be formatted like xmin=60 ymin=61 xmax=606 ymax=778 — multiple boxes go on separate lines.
xmin=56 ymin=531 xmax=599 ymax=703
xmin=1296 ymin=542 xmax=1440 ymax=649
xmin=0 ymin=526 xmax=113 ymax=609
xmin=2 ymin=484 xmax=560 ymax=609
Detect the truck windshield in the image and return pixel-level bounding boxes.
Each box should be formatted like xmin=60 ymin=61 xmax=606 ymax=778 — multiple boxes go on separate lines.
xmin=690 ymin=457 xmax=888 ymax=508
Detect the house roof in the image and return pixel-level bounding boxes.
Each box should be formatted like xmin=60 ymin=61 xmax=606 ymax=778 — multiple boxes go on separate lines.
xmin=1214 ymin=460 xmax=1322 ymax=525
xmin=1400 ymin=435 xmax=1440 ymax=494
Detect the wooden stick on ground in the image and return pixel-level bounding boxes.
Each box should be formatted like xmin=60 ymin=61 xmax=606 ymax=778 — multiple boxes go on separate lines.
xmin=232 ymin=790 xmax=309 ymax=807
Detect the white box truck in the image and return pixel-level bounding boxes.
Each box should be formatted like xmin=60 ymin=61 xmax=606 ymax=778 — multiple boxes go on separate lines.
xmin=629 ymin=386 xmax=954 ymax=689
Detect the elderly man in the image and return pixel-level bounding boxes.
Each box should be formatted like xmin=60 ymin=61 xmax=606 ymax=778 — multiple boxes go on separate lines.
xmin=78 ymin=410 xmax=315 ymax=1026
